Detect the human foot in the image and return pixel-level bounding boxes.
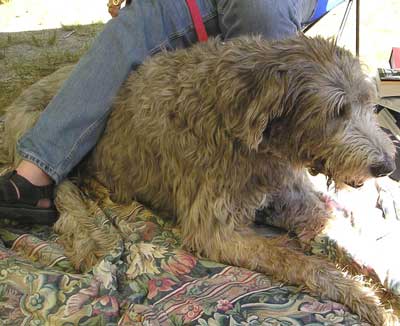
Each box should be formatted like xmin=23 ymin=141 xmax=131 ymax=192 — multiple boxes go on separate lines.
xmin=0 ymin=170 xmax=57 ymax=225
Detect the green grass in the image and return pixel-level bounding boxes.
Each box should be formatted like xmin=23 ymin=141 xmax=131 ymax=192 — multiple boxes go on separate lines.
xmin=47 ymin=30 xmax=57 ymax=46
xmin=61 ymin=22 xmax=104 ymax=37
xmin=0 ymin=23 xmax=103 ymax=115
xmin=0 ymin=47 xmax=88 ymax=112
xmin=0 ymin=30 xmax=59 ymax=49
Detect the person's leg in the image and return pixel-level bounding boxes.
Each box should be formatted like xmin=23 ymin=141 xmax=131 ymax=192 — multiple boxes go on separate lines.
xmin=217 ymin=0 xmax=317 ymax=40
xmin=0 ymin=0 xmax=218 ymax=224
xmin=18 ymin=0 xmax=218 ymax=185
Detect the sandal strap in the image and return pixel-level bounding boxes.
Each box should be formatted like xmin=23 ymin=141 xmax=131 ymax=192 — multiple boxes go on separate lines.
xmin=0 ymin=172 xmax=19 ymax=202
xmin=0 ymin=171 xmax=54 ymax=206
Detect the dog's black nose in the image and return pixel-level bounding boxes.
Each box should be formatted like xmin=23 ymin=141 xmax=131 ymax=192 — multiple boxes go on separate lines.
xmin=370 ymin=160 xmax=396 ymax=177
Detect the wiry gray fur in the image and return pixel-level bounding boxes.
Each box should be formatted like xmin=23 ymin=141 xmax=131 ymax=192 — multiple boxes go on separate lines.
xmin=2 ymin=35 xmax=398 ymax=325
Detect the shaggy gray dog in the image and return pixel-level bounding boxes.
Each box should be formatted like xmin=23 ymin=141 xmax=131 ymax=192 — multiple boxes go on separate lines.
xmin=2 ymin=35 xmax=398 ymax=325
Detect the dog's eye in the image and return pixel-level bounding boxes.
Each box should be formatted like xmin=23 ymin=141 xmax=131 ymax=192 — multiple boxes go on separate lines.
xmin=372 ymin=105 xmax=379 ymax=114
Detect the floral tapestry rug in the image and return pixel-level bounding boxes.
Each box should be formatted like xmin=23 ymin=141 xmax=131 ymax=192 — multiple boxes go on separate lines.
xmin=1 ymin=175 xmax=399 ymax=325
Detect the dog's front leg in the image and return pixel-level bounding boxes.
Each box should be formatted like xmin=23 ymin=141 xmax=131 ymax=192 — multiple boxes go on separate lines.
xmin=258 ymin=169 xmax=400 ymax=296
xmin=176 ymin=187 xmax=397 ymax=326
xmin=258 ymin=169 xmax=344 ymax=247
xmin=258 ymin=168 xmax=374 ymax=261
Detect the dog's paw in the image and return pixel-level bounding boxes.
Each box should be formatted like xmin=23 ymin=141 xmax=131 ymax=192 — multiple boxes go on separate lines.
xmin=376 ymin=177 xmax=400 ymax=222
xmin=387 ymin=273 xmax=400 ymax=296
xmin=374 ymin=227 xmax=400 ymax=296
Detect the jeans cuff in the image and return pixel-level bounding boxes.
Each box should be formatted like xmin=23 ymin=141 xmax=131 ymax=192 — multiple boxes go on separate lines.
xmin=17 ymin=150 xmax=62 ymax=184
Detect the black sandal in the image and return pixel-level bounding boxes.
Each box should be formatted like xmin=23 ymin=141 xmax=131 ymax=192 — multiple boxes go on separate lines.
xmin=0 ymin=171 xmax=58 ymax=225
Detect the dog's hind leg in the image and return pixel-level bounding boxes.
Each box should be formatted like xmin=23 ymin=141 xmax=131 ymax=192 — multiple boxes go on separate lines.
xmin=178 ymin=192 xmax=398 ymax=326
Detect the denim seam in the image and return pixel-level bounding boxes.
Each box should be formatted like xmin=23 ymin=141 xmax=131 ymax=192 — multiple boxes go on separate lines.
xmin=149 ymin=40 xmax=170 ymax=55
xmin=162 ymin=12 xmax=217 ymax=46
xmin=55 ymin=110 xmax=110 ymax=178
xmin=168 ymin=12 xmax=217 ymax=40
xmin=18 ymin=149 xmax=61 ymax=182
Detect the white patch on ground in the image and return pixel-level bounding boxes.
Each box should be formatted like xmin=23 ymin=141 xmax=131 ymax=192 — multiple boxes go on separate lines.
xmin=0 ymin=0 xmax=110 ymax=32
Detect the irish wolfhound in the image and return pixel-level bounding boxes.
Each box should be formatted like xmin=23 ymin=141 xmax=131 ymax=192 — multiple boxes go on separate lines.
xmin=2 ymin=35 xmax=398 ymax=325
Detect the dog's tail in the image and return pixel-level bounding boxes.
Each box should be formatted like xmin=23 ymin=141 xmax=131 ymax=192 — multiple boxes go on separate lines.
xmin=54 ymin=179 xmax=123 ymax=272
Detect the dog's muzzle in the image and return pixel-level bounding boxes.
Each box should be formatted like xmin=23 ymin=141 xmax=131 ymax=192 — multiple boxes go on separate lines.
xmin=309 ymin=156 xmax=396 ymax=189
xmin=308 ymin=161 xmax=364 ymax=189
xmin=344 ymin=180 xmax=364 ymax=189
xmin=308 ymin=160 xmax=325 ymax=176
xmin=369 ymin=159 xmax=396 ymax=178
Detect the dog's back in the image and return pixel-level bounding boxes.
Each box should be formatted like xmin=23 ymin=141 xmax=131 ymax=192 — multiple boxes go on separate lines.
xmin=88 ymin=37 xmax=272 ymax=218
xmin=87 ymin=34 xmax=385 ymax=220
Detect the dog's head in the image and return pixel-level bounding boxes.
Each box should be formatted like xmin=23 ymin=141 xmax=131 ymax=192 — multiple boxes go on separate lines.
xmin=293 ymin=38 xmax=395 ymax=188
xmin=228 ymin=36 xmax=396 ymax=189
xmin=300 ymin=96 xmax=396 ymax=189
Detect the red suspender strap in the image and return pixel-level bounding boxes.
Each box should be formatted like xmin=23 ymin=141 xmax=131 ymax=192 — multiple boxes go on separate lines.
xmin=185 ymin=0 xmax=209 ymax=42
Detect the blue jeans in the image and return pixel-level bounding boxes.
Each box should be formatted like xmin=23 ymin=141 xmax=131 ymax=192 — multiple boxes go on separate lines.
xmin=17 ymin=0 xmax=317 ymax=184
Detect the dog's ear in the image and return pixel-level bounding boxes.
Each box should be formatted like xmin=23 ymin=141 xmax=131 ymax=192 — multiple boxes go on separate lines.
xmin=239 ymin=100 xmax=270 ymax=151
xmin=214 ymin=37 xmax=289 ymax=151
xmin=238 ymin=75 xmax=287 ymax=151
